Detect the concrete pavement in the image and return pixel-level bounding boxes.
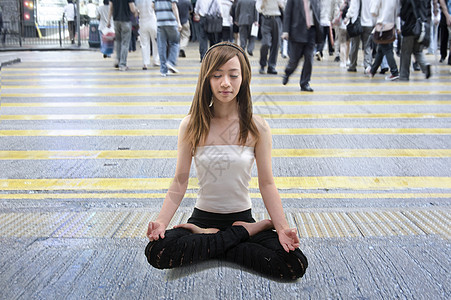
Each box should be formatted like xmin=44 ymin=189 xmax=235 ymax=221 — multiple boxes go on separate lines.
xmin=0 ymin=43 xmax=450 ymax=299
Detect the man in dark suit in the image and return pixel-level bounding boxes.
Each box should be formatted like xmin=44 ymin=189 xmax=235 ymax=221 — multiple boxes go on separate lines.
xmin=281 ymin=0 xmax=322 ymax=92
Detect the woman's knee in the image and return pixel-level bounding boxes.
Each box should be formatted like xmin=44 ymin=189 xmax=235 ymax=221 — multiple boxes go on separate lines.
xmin=144 ymin=228 xmax=191 ymax=269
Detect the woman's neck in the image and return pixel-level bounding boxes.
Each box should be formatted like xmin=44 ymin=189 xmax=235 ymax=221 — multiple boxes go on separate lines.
xmin=212 ymin=99 xmax=239 ymax=120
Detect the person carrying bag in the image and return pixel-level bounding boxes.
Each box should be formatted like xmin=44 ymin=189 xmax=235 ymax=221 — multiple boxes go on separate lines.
xmin=205 ymin=0 xmax=222 ymax=33
xmin=346 ymin=0 xmax=362 ymax=37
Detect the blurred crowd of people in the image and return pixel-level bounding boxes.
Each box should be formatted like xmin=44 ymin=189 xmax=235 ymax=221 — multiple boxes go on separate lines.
xmin=65 ymin=0 xmax=451 ymax=90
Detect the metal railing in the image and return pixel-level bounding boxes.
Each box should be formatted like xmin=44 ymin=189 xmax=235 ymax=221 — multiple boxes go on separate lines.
xmin=0 ymin=19 xmax=97 ymax=49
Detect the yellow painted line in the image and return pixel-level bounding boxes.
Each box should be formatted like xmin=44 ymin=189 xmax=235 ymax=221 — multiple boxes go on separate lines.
xmin=2 ymin=100 xmax=450 ymax=107
xmin=0 ymin=192 xmax=450 ymax=200
xmin=2 ymin=90 xmax=451 ymax=97
xmin=3 ymin=75 xmax=450 ymax=82
xmin=0 ymin=149 xmax=177 ymax=159
xmin=1 ymin=128 xmax=450 ymax=137
xmin=1 ymin=149 xmax=450 ymax=160
xmin=272 ymin=128 xmax=451 ymax=135
xmin=4 ymin=81 xmax=450 ymax=89
xmin=0 ymin=114 xmax=187 ymax=120
xmin=272 ymin=149 xmax=451 ymax=158
xmin=0 ymin=177 xmax=450 ymax=191
xmin=1 ymin=113 xmax=451 ymax=121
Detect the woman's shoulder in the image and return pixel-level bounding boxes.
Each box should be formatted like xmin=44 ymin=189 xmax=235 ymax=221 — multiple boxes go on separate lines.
xmin=252 ymin=114 xmax=270 ymax=132
xmin=179 ymin=115 xmax=191 ymax=131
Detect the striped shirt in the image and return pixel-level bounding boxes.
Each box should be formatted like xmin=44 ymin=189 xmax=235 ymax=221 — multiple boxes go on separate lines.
xmin=153 ymin=0 xmax=178 ymax=26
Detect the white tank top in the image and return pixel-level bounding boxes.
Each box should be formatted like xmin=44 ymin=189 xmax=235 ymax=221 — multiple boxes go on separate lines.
xmin=194 ymin=145 xmax=255 ymax=214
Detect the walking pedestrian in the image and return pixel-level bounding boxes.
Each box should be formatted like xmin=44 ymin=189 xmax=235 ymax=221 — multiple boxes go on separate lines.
xmin=439 ymin=0 xmax=450 ymax=63
xmin=427 ymin=0 xmax=440 ymax=55
xmin=365 ymin=0 xmax=400 ymax=80
xmin=398 ymin=0 xmax=433 ymax=81
xmin=177 ymin=0 xmax=193 ymax=57
xmin=439 ymin=0 xmax=451 ymax=67
xmin=87 ymin=0 xmax=98 ymax=21
xmin=344 ymin=0 xmax=374 ymax=73
xmin=235 ymin=0 xmax=258 ymax=56
xmin=281 ymin=0 xmax=322 ymax=92
xmin=107 ymin=0 xmax=139 ymax=71
xmin=219 ymin=0 xmax=234 ymax=41
xmin=194 ymin=0 xmax=222 ymax=60
xmin=316 ymin=0 xmax=336 ymax=60
xmin=136 ymin=0 xmax=160 ymax=69
xmin=332 ymin=0 xmax=351 ymax=68
xmin=96 ymin=0 xmax=115 ymax=58
xmin=144 ymin=42 xmax=308 ymax=280
xmin=153 ymin=0 xmax=183 ymax=76
xmin=256 ymin=0 xmax=285 ymax=75
xmin=63 ymin=0 xmax=77 ymax=44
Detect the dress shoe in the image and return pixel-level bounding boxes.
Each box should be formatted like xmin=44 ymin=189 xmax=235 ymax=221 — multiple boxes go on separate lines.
xmin=379 ymin=67 xmax=388 ymax=74
xmin=282 ymin=74 xmax=289 ymax=85
xmin=267 ymin=68 xmax=278 ymax=74
xmin=347 ymin=68 xmax=357 ymax=72
xmin=425 ymin=64 xmax=431 ymax=79
xmin=179 ymin=49 xmax=186 ymax=57
xmin=412 ymin=61 xmax=420 ymax=71
xmin=301 ymin=84 xmax=314 ymax=92
xmin=247 ymin=51 xmax=253 ymax=56
xmin=259 ymin=67 xmax=265 ymax=74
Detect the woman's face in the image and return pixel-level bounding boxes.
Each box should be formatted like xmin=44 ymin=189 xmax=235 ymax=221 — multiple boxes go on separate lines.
xmin=209 ymin=56 xmax=242 ymax=105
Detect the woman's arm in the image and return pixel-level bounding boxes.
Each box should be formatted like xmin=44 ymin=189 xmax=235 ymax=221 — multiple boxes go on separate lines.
xmin=253 ymin=116 xmax=300 ymax=252
xmin=147 ymin=116 xmax=193 ymax=241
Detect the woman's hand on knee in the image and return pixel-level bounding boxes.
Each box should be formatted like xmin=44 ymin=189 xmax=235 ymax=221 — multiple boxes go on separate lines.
xmin=147 ymin=221 xmax=167 ymax=241
xmin=278 ymin=228 xmax=301 ymax=252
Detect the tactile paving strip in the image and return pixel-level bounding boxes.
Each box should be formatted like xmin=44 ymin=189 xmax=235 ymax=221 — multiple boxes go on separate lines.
xmin=0 ymin=209 xmax=449 ymax=239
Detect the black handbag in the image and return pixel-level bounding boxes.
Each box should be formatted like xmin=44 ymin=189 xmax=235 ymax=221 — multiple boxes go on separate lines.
xmin=204 ymin=0 xmax=222 ymax=33
xmin=373 ymin=23 xmax=396 ymax=44
xmin=346 ymin=0 xmax=362 ymax=37
xmin=409 ymin=0 xmax=430 ymax=47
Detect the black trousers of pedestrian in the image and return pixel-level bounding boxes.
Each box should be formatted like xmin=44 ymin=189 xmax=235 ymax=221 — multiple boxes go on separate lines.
xmin=317 ymin=26 xmax=334 ymax=55
xmin=370 ymin=42 xmax=399 ymax=77
xmin=259 ymin=16 xmax=282 ymax=70
xmin=145 ymin=208 xmax=308 ymax=280
xmin=284 ymin=27 xmax=316 ymax=88
xmin=439 ymin=12 xmax=449 ymax=61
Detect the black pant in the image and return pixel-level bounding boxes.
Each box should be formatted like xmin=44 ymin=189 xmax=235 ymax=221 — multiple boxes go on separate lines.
xmin=284 ymin=27 xmax=316 ymax=87
xmin=317 ymin=26 xmax=334 ymax=55
xmin=439 ymin=13 xmax=449 ymax=61
xmin=145 ymin=208 xmax=308 ymax=280
xmin=370 ymin=42 xmax=399 ymax=76
xmin=259 ymin=16 xmax=282 ymax=69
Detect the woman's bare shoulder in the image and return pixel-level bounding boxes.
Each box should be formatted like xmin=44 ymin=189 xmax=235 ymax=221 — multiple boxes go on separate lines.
xmin=252 ymin=114 xmax=270 ymax=132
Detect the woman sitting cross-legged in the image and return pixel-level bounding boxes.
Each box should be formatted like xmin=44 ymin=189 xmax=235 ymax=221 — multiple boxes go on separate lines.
xmin=144 ymin=42 xmax=308 ymax=280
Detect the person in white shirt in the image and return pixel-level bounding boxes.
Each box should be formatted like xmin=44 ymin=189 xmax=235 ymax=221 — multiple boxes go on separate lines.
xmin=194 ymin=0 xmax=222 ymax=60
xmin=87 ymin=0 xmax=98 ymax=19
xmin=63 ymin=0 xmax=77 ymax=44
xmin=136 ymin=0 xmax=160 ymax=69
xmin=96 ymin=0 xmax=115 ymax=57
xmin=344 ymin=0 xmax=375 ymax=72
xmin=256 ymin=0 xmax=285 ymax=75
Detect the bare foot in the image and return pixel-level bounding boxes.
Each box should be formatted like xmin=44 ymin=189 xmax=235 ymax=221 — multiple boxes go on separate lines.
xmin=232 ymin=219 xmax=274 ymax=236
xmin=174 ymin=223 xmax=219 ymax=234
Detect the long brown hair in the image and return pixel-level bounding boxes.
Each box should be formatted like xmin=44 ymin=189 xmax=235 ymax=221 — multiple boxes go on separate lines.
xmin=185 ymin=42 xmax=260 ymax=151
